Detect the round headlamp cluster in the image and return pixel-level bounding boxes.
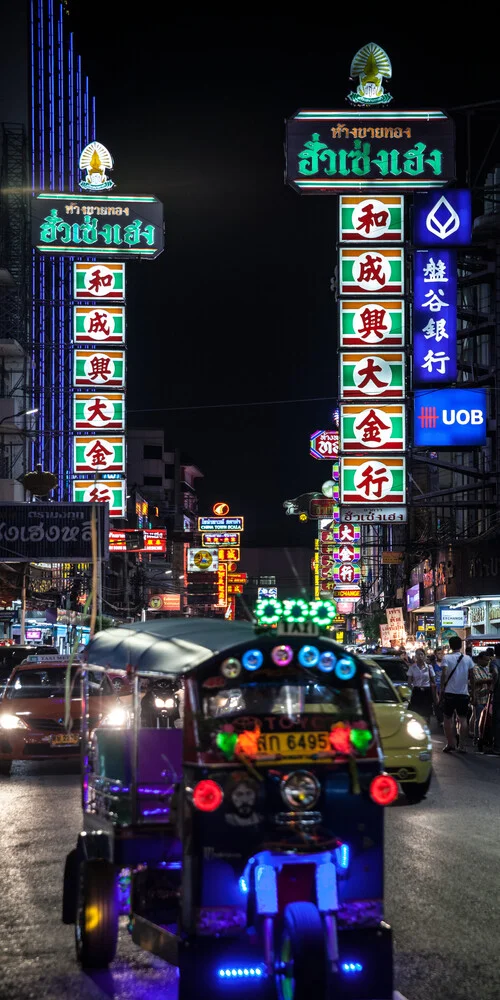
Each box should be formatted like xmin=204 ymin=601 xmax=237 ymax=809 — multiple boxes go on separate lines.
xmin=280 ymin=770 xmax=320 ymax=810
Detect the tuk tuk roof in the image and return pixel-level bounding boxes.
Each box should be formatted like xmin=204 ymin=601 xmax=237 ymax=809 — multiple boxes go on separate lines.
xmin=84 ymin=617 xmax=257 ymax=674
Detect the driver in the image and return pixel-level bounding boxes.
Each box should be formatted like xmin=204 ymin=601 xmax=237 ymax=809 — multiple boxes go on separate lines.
xmin=140 ymin=679 xmax=182 ymax=728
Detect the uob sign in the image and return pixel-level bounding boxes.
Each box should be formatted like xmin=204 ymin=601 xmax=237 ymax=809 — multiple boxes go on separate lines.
xmin=414 ymin=389 xmax=487 ymax=446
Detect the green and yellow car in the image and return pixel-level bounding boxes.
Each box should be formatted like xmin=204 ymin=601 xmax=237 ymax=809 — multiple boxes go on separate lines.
xmin=361 ymin=657 xmax=433 ymax=804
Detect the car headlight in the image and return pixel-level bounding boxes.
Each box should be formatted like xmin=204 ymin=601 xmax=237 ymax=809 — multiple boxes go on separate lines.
xmin=100 ymin=707 xmax=129 ymax=728
xmin=0 ymin=713 xmax=28 ymax=730
xmin=407 ymin=718 xmax=426 ymax=741
xmin=154 ymin=697 xmax=175 ymax=709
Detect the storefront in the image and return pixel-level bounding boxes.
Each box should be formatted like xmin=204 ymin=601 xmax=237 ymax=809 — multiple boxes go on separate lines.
xmin=435 ymin=596 xmax=500 ymax=650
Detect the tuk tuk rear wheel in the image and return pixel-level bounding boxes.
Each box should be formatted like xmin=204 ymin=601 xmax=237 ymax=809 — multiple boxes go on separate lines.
xmin=276 ymin=902 xmax=327 ymax=1000
xmin=75 ymin=859 xmax=118 ymax=968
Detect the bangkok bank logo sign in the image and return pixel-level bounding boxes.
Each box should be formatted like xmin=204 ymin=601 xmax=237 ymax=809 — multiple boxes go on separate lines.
xmin=414 ymin=389 xmax=487 ymax=446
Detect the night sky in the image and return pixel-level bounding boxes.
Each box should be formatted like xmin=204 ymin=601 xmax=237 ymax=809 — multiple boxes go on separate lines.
xmin=68 ymin=13 xmax=500 ymax=544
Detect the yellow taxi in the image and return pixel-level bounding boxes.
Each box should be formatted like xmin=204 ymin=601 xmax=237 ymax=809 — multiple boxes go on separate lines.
xmin=362 ymin=657 xmax=433 ymax=803
xmin=0 ymin=654 xmax=121 ymax=775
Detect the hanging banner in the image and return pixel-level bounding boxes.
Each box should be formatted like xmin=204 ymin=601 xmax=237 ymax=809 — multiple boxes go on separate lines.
xmin=73 ymin=349 xmax=125 ymax=388
xmin=338 ymin=248 xmax=404 ymax=295
xmin=340 ymin=403 xmax=405 ymax=451
xmin=74 ymin=262 xmax=125 ymax=300
xmin=340 ymin=456 xmax=406 ymax=504
xmin=340 ymin=352 xmax=405 ymax=399
xmin=73 ymin=435 xmax=126 ymax=474
xmin=72 ymin=478 xmax=126 ymax=517
xmin=285 ymin=110 xmax=455 ymax=193
xmin=73 ymin=305 xmax=125 ymax=345
xmin=413 ymin=250 xmax=457 ymax=385
xmin=339 ymin=195 xmax=404 ymax=242
xmin=339 ymin=299 xmax=405 ymax=348
xmin=73 ymin=392 xmax=125 ymax=431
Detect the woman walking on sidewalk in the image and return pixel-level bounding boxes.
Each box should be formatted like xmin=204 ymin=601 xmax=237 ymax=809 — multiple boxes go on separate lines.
xmin=407 ymin=648 xmax=436 ymax=727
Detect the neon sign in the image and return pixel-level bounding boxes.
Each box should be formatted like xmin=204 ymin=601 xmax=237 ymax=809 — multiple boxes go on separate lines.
xmin=254 ymin=598 xmax=336 ymax=626
xmin=32 ymin=194 xmax=164 ymax=259
xmin=286 ymin=111 xmax=455 ymax=193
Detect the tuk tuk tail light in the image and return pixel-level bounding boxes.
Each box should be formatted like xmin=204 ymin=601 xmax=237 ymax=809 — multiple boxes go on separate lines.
xmin=192 ymin=779 xmax=224 ymax=812
xmin=369 ymin=774 xmax=398 ymax=806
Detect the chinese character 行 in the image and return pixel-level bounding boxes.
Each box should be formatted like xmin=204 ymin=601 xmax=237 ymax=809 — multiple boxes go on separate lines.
xmin=356 ymin=464 xmax=390 ymax=499
xmin=421 ymin=350 xmax=450 ymax=374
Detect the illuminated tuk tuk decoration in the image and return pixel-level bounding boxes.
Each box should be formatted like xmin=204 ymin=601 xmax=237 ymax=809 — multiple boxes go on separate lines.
xmin=253 ymin=596 xmax=337 ymax=626
xmin=347 ymin=42 xmax=392 ymax=106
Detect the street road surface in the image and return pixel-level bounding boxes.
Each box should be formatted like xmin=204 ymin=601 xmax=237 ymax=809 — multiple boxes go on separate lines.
xmin=1 ymin=735 xmax=499 ymax=1000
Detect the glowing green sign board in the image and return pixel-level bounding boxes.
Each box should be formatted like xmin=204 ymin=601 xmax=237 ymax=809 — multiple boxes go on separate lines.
xmin=254 ymin=598 xmax=336 ymax=626
xmin=32 ymin=193 xmax=164 ymax=259
xmin=285 ymin=111 xmax=455 ymax=194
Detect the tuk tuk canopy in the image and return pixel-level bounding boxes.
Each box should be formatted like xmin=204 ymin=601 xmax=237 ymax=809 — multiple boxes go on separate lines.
xmin=84 ymin=618 xmax=257 ymax=675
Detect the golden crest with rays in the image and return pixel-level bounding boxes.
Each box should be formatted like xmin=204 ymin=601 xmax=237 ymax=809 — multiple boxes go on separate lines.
xmin=347 ymin=42 xmax=393 ymax=107
xmin=78 ymin=140 xmax=115 ymax=191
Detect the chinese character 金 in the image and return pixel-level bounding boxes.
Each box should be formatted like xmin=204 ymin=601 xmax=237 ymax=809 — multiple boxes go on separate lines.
xmin=356 ymin=408 xmax=391 ymax=445
xmin=86 ymin=440 xmax=113 ymax=467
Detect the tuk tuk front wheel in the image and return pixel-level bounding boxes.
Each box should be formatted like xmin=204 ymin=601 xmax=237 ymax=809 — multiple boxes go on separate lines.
xmin=276 ymin=902 xmax=327 ymax=1000
xmin=75 ymin=859 xmax=118 ymax=968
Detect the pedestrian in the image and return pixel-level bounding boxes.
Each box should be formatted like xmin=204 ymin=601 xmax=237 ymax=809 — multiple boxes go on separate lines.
xmin=470 ymin=650 xmax=493 ymax=747
xmin=488 ymin=643 xmax=500 ymax=755
xmin=407 ymin=648 xmax=436 ymax=727
xmin=440 ymin=636 xmax=475 ymax=753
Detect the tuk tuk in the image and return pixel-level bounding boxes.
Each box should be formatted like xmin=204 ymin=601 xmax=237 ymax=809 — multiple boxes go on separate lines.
xmin=62 ymin=608 xmax=397 ymax=999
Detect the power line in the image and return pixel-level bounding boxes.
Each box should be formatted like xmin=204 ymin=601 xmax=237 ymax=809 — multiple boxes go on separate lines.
xmin=128 ymin=395 xmax=337 ymax=414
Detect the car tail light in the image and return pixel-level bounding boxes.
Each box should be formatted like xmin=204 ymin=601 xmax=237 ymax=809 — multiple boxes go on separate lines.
xmin=192 ymin=779 xmax=224 ymax=812
xmin=369 ymin=774 xmax=398 ymax=806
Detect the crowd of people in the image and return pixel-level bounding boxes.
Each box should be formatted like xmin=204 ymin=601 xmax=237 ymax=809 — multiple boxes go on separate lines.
xmin=377 ymin=638 xmax=500 ymax=755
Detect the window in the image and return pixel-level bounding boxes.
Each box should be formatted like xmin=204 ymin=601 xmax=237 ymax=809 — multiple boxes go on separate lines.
xmin=164 ymin=463 xmax=175 ymax=478
xmin=143 ymin=476 xmax=162 ymax=486
xmin=143 ymin=445 xmax=162 ymax=459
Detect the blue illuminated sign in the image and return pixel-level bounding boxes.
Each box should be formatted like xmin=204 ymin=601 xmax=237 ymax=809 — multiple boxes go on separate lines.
xmin=413 ymin=388 xmax=487 ymax=447
xmin=414 ymin=190 xmax=472 ymax=247
xmin=413 ymin=250 xmax=457 ymax=386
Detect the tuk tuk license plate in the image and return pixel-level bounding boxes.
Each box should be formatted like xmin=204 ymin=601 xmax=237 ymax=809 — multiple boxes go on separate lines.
xmin=257 ymin=732 xmax=330 ymax=756
xmin=50 ymin=733 xmax=79 ymax=746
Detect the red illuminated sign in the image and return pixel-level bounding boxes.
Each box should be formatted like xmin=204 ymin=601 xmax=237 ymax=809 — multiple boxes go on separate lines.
xmin=218 ymin=547 xmax=240 ymax=562
xmin=109 ymin=528 xmax=166 ymax=553
xmin=202 ymin=532 xmax=240 ymax=547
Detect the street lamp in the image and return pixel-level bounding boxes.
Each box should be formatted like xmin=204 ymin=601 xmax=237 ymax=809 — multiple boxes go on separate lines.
xmin=0 ymin=408 xmax=39 ymax=426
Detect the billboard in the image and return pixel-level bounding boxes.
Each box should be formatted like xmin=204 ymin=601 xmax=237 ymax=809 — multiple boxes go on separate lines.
xmin=285 ymin=110 xmax=455 ymax=193
xmin=310 ymin=430 xmax=339 ymax=459
xmin=187 ymin=548 xmax=219 ymax=572
xmin=33 ymin=193 xmax=164 ymax=259
xmin=73 ymin=436 xmax=125 ymax=474
xmin=340 ymin=403 xmax=405 ymax=451
xmin=413 ymin=250 xmax=457 ymax=385
xmin=74 ymin=262 xmax=125 ymax=300
xmin=73 ymin=306 xmax=125 ymax=345
xmin=198 ymin=517 xmax=244 ymax=532
xmin=148 ymin=594 xmax=181 ymax=611
xmin=73 ymin=393 xmax=125 ymax=431
xmin=413 ymin=190 xmax=472 ymax=247
xmin=339 ymin=195 xmax=404 ymax=241
xmin=406 ymin=583 xmax=421 ymax=611
xmin=340 ymin=353 xmax=405 ymax=400
xmin=73 ymin=350 xmax=125 ymax=388
xmin=441 ymin=607 xmax=468 ymax=628
xmin=339 ymin=248 xmax=404 ymax=295
xmin=72 ymin=479 xmax=126 ymax=518
xmin=109 ymin=529 xmax=166 ymax=553
xmin=339 ymin=300 xmax=405 ymax=348
xmin=413 ymin=389 xmax=487 ymax=447
xmin=341 ymin=456 xmax=406 ymax=503
xmin=0 ymin=502 xmax=108 ymax=562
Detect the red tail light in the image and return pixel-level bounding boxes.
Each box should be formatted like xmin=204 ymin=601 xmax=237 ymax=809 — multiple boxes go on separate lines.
xmin=369 ymin=774 xmax=398 ymax=806
xmin=192 ymin=779 xmax=224 ymax=812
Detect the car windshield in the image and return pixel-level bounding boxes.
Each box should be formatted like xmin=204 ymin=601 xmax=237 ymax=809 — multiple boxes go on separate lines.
xmin=204 ymin=681 xmax=363 ymax=720
xmin=366 ymin=668 xmax=400 ymax=704
xmin=372 ymin=658 xmax=408 ymax=684
xmin=5 ymin=667 xmax=113 ymax=700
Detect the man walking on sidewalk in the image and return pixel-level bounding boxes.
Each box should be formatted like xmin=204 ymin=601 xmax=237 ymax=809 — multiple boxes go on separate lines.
xmin=440 ymin=636 xmax=475 ymax=753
